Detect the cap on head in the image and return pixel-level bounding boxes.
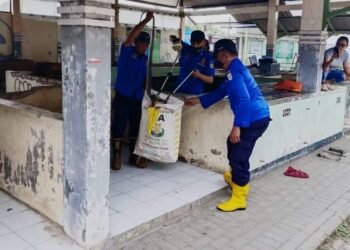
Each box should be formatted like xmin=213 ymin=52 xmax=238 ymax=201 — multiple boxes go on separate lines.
xmin=135 ymin=31 xmax=151 ymax=44
xmin=190 ymin=30 xmax=205 ymax=44
xmin=214 ymin=39 xmax=237 ymax=57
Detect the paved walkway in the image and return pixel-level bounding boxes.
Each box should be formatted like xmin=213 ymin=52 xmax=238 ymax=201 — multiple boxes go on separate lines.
xmin=121 ymin=135 xmax=350 ymax=250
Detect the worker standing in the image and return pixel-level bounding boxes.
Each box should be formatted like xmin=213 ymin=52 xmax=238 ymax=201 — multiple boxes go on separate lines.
xmin=186 ymin=39 xmax=270 ymax=212
xmin=112 ymin=12 xmax=154 ymax=170
xmin=171 ymin=30 xmax=215 ymax=94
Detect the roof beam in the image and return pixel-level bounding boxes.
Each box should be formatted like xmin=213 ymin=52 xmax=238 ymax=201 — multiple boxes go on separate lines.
xmin=185 ymin=4 xmax=268 ymax=16
xmin=277 ymin=2 xmax=350 ymax=12
xmin=113 ymin=1 xmax=350 ymax=17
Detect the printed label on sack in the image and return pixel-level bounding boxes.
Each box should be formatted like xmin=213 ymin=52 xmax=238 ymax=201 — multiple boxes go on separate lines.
xmin=150 ymin=114 xmax=165 ymax=137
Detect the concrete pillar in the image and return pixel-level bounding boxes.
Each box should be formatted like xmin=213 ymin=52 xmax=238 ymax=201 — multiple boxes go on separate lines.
xmin=57 ymin=0 xmax=114 ymax=247
xmin=12 ymin=0 xmax=22 ymax=58
xmin=266 ymin=0 xmax=278 ymax=57
xmin=178 ymin=1 xmax=185 ymax=40
xmin=297 ymin=0 xmax=327 ymax=93
xmin=112 ymin=0 xmax=121 ymax=64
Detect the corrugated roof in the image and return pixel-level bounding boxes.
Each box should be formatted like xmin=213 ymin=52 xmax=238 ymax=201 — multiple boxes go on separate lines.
xmin=250 ymin=15 xmax=350 ymax=36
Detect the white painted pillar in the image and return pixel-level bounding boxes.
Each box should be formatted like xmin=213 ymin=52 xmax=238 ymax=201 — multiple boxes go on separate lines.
xmin=297 ymin=0 xmax=327 ymax=93
xmin=266 ymin=0 xmax=278 ymax=57
xmin=57 ymin=0 xmax=114 ymax=247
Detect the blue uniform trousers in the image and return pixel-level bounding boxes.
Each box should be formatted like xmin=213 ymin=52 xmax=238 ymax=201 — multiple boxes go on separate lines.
xmin=227 ymin=117 xmax=270 ymax=186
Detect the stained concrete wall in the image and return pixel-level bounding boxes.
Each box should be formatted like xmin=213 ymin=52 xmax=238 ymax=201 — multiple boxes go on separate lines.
xmin=0 ymin=12 xmax=58 ymax=62
xmin=22 ymin=18 xmax=58 ymax=62
xmin=0 ymin=99 xmax=64 ymax=225
xmin=179 ymin=87 xmax=347 ymax=173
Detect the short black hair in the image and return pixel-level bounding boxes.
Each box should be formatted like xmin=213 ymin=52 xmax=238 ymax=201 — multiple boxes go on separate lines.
xmin=337 ymin=36 xmax=349 ymax=46
xmin=190 ymin=30 xmax=205 ymax=43
xmin=214 ymin=39 xmax=238 ymax=57
xmin=135 ymin=31 xmax=151 ymax=44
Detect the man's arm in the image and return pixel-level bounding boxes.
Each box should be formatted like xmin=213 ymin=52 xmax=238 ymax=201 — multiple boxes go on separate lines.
xmin=323 ymin=50 xmax=337 ymax=70
xmin=230 ymin=73 xmax=251 ymax=128
xmin=192 ymin=54 xmax=215 ymax=84
xmin=124 ymin=12 xmax=153 ymax=47
xmin=343 ymin=54 xmax=350 ymax=76
xmin=185 ymin=82 xmax=227 ymax=108
xmin=192 ymin=71 xmax=214 ymax=84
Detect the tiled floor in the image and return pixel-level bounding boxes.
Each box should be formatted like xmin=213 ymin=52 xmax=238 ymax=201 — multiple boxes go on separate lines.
xmin=0 ymin=161 xmax=225 ymax=249
xmin=0 ymin=191 xmax=82 ymax=250
xmin=108 ymin=161 xmax=225 ymax=237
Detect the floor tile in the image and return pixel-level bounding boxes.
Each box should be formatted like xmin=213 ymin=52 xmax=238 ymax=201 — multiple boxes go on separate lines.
xmin=16 ymin=221 xmax=62 ymax=245
xmin=0 ymin=191 xmax=11 ymax=204
xmin=128 ymin=173 xmax=162 ymax=185
xmin=127 ymin=187 xmax=164 ymax=202
xmin=169 ymin=180 xmax=221 ymax=203
xmin=111 ymin=179 xmax=144 ymax=194
xmin=146 ymin=194 xmax=188 ymax=213
xmin=146 ymin=165 xmax=183 ymax=178
xmin=167 ymin=172 xmax=200 ymax=186
xmin=34 ymin=235 xmax=83 ymax=250
xmin=0 ymin=200 xmax=28 ymax=218
xmin=147 ymin=179 xmax=183 ymax=194
xmin=0 ymin=209 xmax=45 ymax=231
xmin=108 ymin=187 xmax=122 ymax=198
xmin=0 ymin=233 xmax=31 ymax=250
xmin=109 ymin=212 xmax=139 ymax=237
xmin=0 ymin=221 xmax=11 ymax=236
xmin=109 ymin=194 xmax=141 ymax=212
xmin=109 ymin=172 xmax=130 ymax=184
xmin=122 ymin=203 xmax=165 ymax=224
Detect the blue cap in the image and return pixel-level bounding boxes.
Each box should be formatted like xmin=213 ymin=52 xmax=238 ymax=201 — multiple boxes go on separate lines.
xmin=135 ymin=31 xmax=151 ymax=44
xmin=214 ymin=39 xmax=237 ymax=57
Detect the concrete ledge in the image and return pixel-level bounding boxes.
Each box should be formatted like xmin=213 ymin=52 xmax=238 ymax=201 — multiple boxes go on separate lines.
xmin=179 ymin=87 xmax=347 ymax=174
xmin=102 ymin=188 xmax=227 ymax=249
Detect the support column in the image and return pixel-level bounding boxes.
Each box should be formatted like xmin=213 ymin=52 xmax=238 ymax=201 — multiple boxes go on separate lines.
xmin=266 ymin=0 xmax=278 ymax=57
xmin=12 ymin=0 xmax=22 ymax=58
xmin=178 ymin=0 xmax=185 ymax=40
xmin=112 ymin=0 xmax=121 ymax=64
xmin=57 ymin=0 xmax=113 ymax=247
xmin=297 ymin=0 xmax=327 ymax=93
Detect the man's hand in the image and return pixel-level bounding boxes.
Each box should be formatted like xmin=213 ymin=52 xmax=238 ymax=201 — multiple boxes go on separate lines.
xmin=332 ymin=52 xmax=339 ymax=60
xmin=230 ymin=126 xmax=241 ymax=144
xmin=192 ymin=70 xmax=201 ymax=78
xmin=169 ymin=35 xmax=179 ymax=43
xmin=145 ymin=12 xmax=154 ymax=21
xmin=185 ymin=97 xmax=200 ymax=106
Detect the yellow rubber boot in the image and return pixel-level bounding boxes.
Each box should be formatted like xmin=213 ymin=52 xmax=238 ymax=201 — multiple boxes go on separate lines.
xmin=217 ymin=183 xmax=250 ymax=212
xmin=223 ymin=171 xmax=234 ymax=191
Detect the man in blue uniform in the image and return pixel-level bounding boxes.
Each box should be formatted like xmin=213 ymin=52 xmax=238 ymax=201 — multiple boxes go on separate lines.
xmin=186 ymin=39 xmax=270 ymax=212
xmin=171 ymin=30 xmax=215 ymax=94
xmin=112 ymin=12 xmax=153 ymax=170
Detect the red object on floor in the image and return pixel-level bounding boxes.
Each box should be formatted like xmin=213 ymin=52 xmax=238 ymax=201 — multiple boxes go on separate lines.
xmin=283 ymin=166 xmax=309 ymax=178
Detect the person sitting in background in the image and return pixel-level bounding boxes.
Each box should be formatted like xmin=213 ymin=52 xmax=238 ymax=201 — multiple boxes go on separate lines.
xmin=322 ymin=36 xmax=350 ymax=91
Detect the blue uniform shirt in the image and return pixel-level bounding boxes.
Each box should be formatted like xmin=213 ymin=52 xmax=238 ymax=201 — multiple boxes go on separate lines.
xmin=200 ymin=58 xmax=270 ymax=128
xmin=114 ymin=44 xmax=148 ymax=100
xmin=177 ymin=42 xmax=215 ymax=94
